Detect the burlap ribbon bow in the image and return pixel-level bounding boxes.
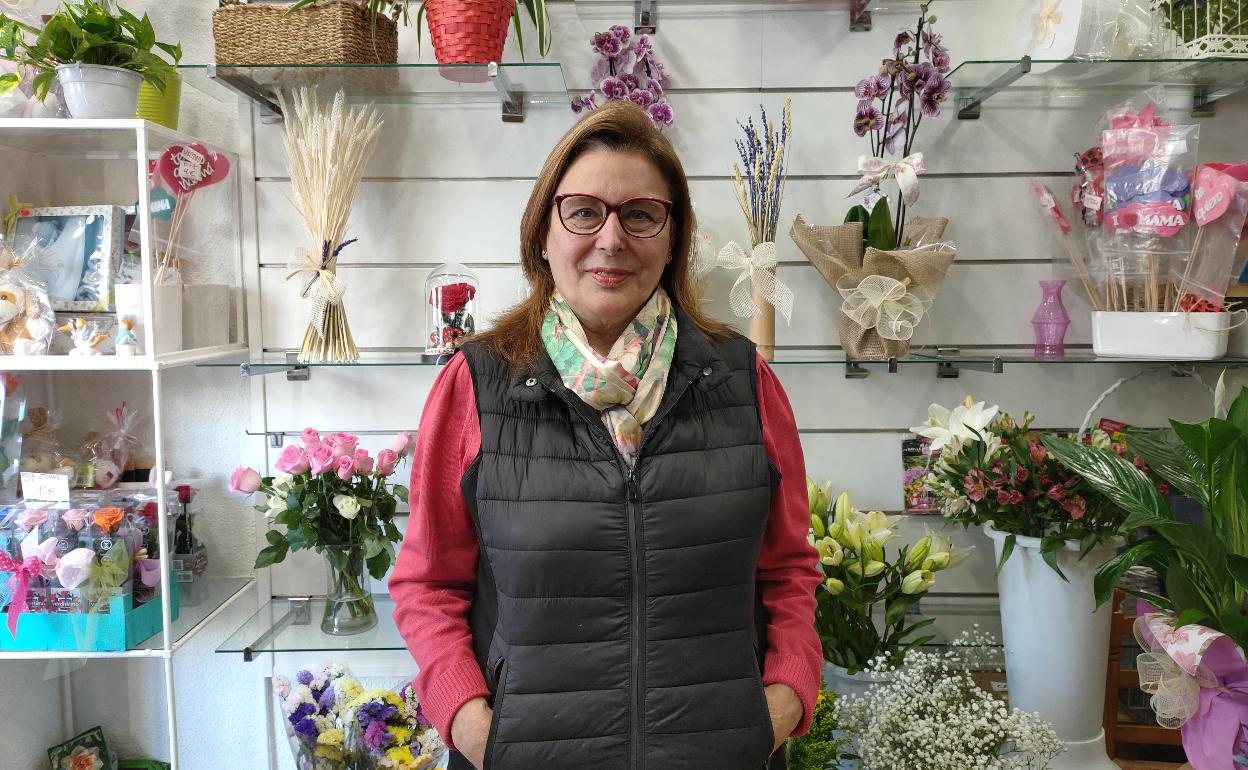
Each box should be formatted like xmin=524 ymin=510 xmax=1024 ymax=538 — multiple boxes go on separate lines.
xmin=789 ymin=215 xmax=956 ymax=360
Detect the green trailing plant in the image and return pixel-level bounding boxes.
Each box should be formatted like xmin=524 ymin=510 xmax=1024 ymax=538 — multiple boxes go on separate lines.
xmin=1155 ymin=0 xmax=1248 ymax=45
xmin=784 ymin=685 xmax=853 ymax=770
xmin=1043 ymin=384 xmax=1248 ymax=654
xmin=0 ymin=0 xmax=181 ymax=101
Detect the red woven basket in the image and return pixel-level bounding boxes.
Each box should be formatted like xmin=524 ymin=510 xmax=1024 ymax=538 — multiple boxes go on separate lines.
xmin=427 ymin=0 xmax=515 ymax=67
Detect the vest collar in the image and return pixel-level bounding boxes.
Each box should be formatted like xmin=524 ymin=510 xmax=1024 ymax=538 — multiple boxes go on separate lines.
xmin=505 ymin=303 xmax=733 ymax=402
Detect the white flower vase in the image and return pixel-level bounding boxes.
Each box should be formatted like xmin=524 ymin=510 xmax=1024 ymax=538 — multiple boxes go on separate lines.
xmin=984 ymin=525 xmax=1119 ymax=770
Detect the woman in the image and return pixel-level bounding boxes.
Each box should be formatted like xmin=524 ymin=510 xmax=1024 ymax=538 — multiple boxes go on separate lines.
xmin=390 ymin=101 xmax=821 ymax=770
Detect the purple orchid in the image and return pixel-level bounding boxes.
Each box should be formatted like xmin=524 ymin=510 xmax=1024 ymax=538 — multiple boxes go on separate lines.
xmin=920 ymin=77 xmax=951 ymax=117
xmin=590 ymin=57 xmax=610 ymax=85
xmin=634 ymin=34 xmax=653 ymax=59
xmin=855 ymin=74 xmax=889 ymax=101
xmin=591 ymin=32 xmax=621 ymax=57
xmin=921 ymin=28 xmax=942 ymax=51
xmin=599 ymin=77 xmax=629 ymax=100
xmin=614 ymin=49 xmax=638 ymax=76
xmin=648 ymin=79 xmax=664 ymax=98
xmin=619 ymin=73 xmax=640 ymax=91
xmin=648 ymin=101 xmax=674 ymax=126
xmin=609 ymin=24 xmax=631 ymax=42
xmin=854 ymin=102 xmax=884 ymax=137
xmin=571 ymin=93 xmax=597 ymax=113
xmin=628 ymin=89 xmax=655 ymax=107
xmin=893 ymin=29 xmax=914 ymax=54
xmin=649 ymin=57 xmax=669 ymax=85
xmin=930 ymin=45 xmax=951 ymax=73
xmin=884 ymin=99 xmax=908 ymax=154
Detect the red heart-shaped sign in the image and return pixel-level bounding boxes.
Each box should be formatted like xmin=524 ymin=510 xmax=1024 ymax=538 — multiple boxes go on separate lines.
xmin=1193 ymin=165 xmax=1236 ymax=227
xmin=158 ymin=143 xmax=232 ymax=194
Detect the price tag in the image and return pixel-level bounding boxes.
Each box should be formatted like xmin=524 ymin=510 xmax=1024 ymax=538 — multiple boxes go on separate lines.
xmin=21 ymin=471 xmax=71 ymax=502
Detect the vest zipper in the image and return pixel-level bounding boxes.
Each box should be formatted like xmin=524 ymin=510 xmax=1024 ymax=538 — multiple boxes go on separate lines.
xmin=544 ymin=373 xmax=699 ymax=770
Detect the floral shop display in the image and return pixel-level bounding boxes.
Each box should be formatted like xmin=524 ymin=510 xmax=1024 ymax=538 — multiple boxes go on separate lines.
xmin=0 ymin=0 xmax=181 ymax=120
xmin=280 ymin=88 xmax=384 ymax=364
xmin=914 ymin=396 xmax=1145 ymax=770
xmin=715 ymin=100 xmax=793 ymax=361
xmin=789 ymin=9 xmax=956 ymax=361
xmin=0 ymin=487 xmax=177 ymax=651
xmin=834 ymin=635 xmax=1064 ymax=770
xmin=275 ymin=663 xmax=447 ymax=770
xmin=231 ymin=429 xmax=414 ymax=635
xmin=1049 ymin=89 xmax=1248 ymax=359
xmin=212 ymin=0 xmax=400 ymax=66
xmin=570 ymin=25 xmax=673 ymax=129
xmin=423 ymin=263 xmax=478 ymax=362
xmin=806 ymin=482 xmax=971 ymax=680
xmin=1043 ymin=382 xmax=1248 ymax=769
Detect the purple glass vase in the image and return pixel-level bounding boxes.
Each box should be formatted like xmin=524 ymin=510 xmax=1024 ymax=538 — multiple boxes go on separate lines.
xmin=1031 ymin=279 xmax=1070 ymax=359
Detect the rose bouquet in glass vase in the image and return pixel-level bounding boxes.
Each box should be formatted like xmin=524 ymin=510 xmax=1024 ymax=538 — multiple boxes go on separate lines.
xmin=231 ymin=429 xmax=415 ymax=635
xmin=807 ymin=482 xmax=970 ymax=676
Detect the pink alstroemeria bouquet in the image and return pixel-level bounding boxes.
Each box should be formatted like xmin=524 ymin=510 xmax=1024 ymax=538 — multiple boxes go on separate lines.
xmin=230 ymin=429 xmax=414 ymax=578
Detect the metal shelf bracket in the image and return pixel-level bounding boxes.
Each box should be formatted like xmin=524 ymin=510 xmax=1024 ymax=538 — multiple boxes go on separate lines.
xmin=206 ymin=63 xmax=282 ymax=118
xmin=850 ymin=0 xmax=876 ymax=31
xmin=845 ymin=357 xmax=899 ymax=378
xmin=239 ymin=352 xmax=310 ymax=382
xmin=487 ymin=62 xmax=525 ymax=123
xmin=635 ymin=0 xmax=657 ymax=34
xmin=241 ymin=597 xmax=311 ymax=662
xmin=958 ymin=56 xmax=1032 ymax=119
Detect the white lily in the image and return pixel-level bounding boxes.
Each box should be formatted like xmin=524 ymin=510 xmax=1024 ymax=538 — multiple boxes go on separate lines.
xmin=911 ymin=396 xmax=1000 ymax=453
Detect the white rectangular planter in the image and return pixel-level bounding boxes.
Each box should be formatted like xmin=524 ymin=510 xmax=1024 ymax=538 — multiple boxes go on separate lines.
xmin=114 ymin=283 xmax=183 ymax=355
xmin=182 ymin=284 xmax=231 ymax=349
xmin=1091 ymin=311 xmax=1229 ymax=360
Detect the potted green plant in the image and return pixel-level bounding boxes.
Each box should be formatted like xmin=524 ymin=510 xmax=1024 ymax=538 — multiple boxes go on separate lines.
xmin=1043 ymin=384 xmax=1248 ymax=767
xmin=0 ymin=0 xmax=179 ymax=120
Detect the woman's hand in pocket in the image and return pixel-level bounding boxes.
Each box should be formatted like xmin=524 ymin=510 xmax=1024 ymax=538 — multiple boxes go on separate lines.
xmin=764 ymin=683 xmax=803 ymax=754
xmin=451 ymin=697 xmax=494 ymax=769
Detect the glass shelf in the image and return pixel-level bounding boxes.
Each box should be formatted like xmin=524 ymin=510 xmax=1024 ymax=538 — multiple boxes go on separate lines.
xmin=218 ymin=592 xmax=1001 ymax=661
xmin=136 ymin=576 xmax=257 ymax=651
xmin=178 ymin=63 xmax=569 ymax=123
xmin=947 ymin=57 xmax=1248 ymax=118
xmin=218 ymin=596 xmax=404 ymax=660
xmin=198 ymin=348 xmax=1248 ymax=380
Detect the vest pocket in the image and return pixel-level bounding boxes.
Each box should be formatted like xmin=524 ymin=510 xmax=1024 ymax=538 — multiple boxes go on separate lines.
xmin=751 ymin=650 xmax=776 ymax=766
xmin=483 ymin=658 xmax=508 ymax=770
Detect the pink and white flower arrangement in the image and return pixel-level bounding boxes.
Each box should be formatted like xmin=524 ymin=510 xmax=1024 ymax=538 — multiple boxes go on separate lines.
xmin=230 ymin=429 xmax=413 ymax=576
xmin=571 ymin=24 xmax=674 ymax=129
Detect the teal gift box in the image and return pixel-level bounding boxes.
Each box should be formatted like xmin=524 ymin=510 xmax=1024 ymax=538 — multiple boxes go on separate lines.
xmin=0 ymin=576 xmax=178 ymax=652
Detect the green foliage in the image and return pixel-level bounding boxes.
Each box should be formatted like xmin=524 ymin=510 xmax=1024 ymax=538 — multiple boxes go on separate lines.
xmin=785 ymin=686 xmax=853 ymax=770
xmin=1042 ymin=386 xmax=1248 ymax=655
xmin=0 ymin=0 xmax=180 ymax=100
xmin=1156 ymin=0 xmax=1248 ymax=45
xmin=844 ymin=198 xmax=897 ymax=252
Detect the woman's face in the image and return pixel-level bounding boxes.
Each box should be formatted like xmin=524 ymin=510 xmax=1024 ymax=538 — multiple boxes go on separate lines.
xmin=542 ymin=148 xmax=673 ymax=344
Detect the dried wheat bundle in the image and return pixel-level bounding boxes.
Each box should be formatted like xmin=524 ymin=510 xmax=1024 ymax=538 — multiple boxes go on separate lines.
xmin=279 ymin=87 xmax=383 ymax=363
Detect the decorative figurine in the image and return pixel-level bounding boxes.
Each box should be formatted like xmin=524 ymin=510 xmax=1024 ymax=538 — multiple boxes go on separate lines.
xmin=113 ymin=317 xmax=140 ymax=356
xmin=58 ymin=318 xmax=108 ymax=356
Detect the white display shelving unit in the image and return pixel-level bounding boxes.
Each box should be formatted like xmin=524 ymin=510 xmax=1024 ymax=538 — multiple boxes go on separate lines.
xmin=0 ymin=117 xmax=255 ymax=768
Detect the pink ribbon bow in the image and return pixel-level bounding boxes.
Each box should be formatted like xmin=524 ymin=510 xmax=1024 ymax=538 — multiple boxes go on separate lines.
xmin=0 ymin=552 xmax=42 ymax=638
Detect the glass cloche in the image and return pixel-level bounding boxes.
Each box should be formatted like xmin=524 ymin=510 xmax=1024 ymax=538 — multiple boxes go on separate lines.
xmin=423 ymin=263 xmax=479 ymax=362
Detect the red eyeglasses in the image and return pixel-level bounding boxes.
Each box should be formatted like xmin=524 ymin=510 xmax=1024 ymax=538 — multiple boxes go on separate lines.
xmin=553 ymin=193 xmax=673 ymax=238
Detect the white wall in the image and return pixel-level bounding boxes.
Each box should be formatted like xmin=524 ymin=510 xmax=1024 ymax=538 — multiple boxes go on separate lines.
xmin=4 ymin=0 xmax=1246 ymax=767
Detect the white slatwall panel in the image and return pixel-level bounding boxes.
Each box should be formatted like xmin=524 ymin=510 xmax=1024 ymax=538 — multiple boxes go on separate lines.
xmin=247 ymin=0 xmax=1248 ymax=597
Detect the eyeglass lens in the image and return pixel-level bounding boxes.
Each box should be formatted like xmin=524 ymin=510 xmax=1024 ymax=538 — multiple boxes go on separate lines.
xmin=558 ymin=195 xmax=668 ymax=237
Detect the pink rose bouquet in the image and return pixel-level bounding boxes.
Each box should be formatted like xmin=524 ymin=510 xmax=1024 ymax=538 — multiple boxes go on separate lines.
xmin=229 ymin=429 xmax=414 ymax=577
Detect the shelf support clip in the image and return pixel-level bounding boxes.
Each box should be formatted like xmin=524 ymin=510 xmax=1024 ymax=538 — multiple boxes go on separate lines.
xmin=957 ymin=56 xmax=1031 ymax=120
xmin=241 ymin=597 xmax=311 ymax=662
xmin=635 ymin=0 xmax=657 ymax=34
xmin=488 ymin=62 xmax=525 ymax=123
xmin=239 ymin=352 xmax=310 ymax=382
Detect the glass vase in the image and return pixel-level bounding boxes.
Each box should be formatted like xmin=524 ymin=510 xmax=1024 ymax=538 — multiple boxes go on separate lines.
xmin=1031 ymin=279 xmax=1070 ymax=359
xmin=322 ymin=544 xmax=377 ymax=636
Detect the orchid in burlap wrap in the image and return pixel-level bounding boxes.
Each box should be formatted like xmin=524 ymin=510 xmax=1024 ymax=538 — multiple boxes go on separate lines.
xmin=789 ymin=215 xmax=954 ymax=360
xmin=279 ymin=88 xmax=384 ymax=364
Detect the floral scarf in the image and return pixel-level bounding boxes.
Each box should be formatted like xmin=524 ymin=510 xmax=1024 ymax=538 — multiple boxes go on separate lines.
xmin=542 ymin=287 xmax=678 ymax=468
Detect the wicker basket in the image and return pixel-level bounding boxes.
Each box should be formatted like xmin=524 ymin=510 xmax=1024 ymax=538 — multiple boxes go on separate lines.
xmin=426 ymin=0 xmax=514 ymax=65
xmin=212 ymin=1 xmax=399 ymax=65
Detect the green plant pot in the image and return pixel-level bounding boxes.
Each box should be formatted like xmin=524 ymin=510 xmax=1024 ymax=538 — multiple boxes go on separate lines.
xmin=136 ymin=71 xmax=180 ymax=130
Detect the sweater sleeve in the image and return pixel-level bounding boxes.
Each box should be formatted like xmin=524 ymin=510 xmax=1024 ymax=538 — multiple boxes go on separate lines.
xmin=755 ymin=354 xmax=824 ymax=737
xmin=389 ymin=354 xmax=487 ymax=750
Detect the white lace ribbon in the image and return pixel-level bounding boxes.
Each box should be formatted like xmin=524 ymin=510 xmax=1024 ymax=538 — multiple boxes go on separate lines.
xmin=286 ymin=245 xmax=347 ymax=341
xmin=836 ymin=274 xmax=929 ymax=341
xmin=1133 ymin=612 xmax=1220 ymax=729
xmin=716 ymin=241 xmax=794 ymax=324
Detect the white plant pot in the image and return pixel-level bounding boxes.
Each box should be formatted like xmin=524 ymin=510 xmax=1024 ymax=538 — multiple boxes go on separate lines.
xmin=56 ymin=63 xmax=142 ymax=119
xmin=1091 ymin=311 xmax=1229 ymax=359
xmin=984 ymin=525 xmax=1119 ymax=770
xmin=114 ymin=283 xmax=182 ymax=355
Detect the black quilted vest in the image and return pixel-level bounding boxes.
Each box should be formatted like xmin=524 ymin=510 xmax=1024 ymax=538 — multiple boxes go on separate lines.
xmin=448 ymin=306 xmax=784 ymax=770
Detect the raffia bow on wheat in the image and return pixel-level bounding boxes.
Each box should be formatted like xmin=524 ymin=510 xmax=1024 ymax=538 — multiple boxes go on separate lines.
xmin=278 ymin=88 xmax=383 ymax=364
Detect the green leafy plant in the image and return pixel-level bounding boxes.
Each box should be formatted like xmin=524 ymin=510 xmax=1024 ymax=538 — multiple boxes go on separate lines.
xmin=1155 ymin=0 xmax=1248 ymax=45
xmin=784 ymin=685 xmax=852 ymax=770
xmin=1042 ymin=385 xmax=1248 ymax=654
xmin=808 ymin=483 xmax=970 ymax=674
xmin=0 ymin=0 xmax=181 ymax=101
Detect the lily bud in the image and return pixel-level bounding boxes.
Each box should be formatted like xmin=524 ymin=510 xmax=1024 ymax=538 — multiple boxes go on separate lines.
xmin=823 ymin=577 xmax=845 ymax=596
xmin=901 ymin=569 xmax=935 ymax=595
xmin=862 ymin=560 xmax=886 ymax=578
xmin=905 ymin=535 xmax=932 ymax=571
xmin=834 ymin=491 xmax=853 ymax=520
xmin=923 ymin=551 xmax=951 ymax=571
xmin=863 ymin=539 xmax=884 ymax=564
xmin=811 ymin=513 xmax=826 ymax=538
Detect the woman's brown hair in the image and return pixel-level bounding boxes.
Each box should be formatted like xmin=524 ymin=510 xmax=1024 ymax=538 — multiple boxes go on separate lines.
xmin=470 ymin=100 xmax=734 ymax=369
